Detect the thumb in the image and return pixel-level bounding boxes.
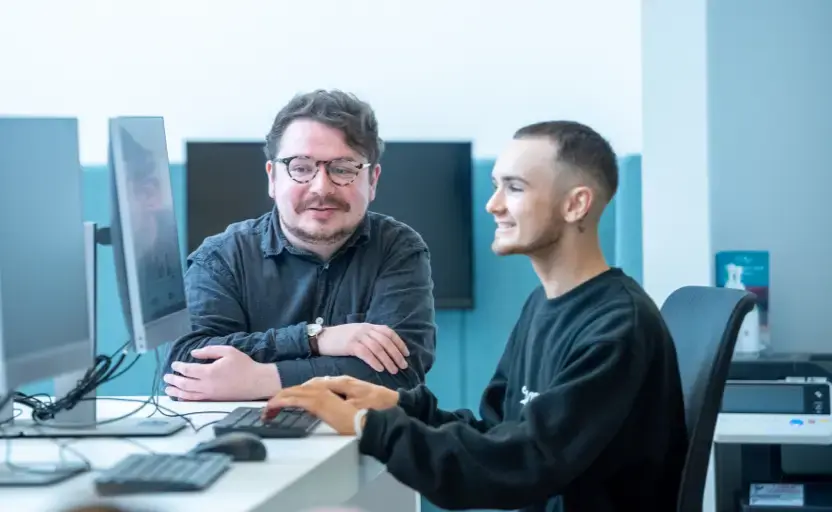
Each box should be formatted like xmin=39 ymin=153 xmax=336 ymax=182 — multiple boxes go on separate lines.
xmin=191 ymin=345 xmax=235 ymax=360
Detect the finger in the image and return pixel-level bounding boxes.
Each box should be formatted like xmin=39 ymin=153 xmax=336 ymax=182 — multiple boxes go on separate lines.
xmin=361 ymin=336 xmax=399 ymax=373
xmin=366 ymin=329 xmax=408 ymax=370
xmin=322 ymin=376 xmax=361 ymax=397
xmin=303 ymin=377 xmax=336 ymax=390
xmin=190 ymin=345 xmax=236 ymax=360
xmin=345 ymin=397 xmax=368 ymax=409
xmin=264 ymin=387 xmax=313 ymax=411
xmin=372 ymin=325 xmax=410 ymax=356
xmin=170 ymin=361 xmax=209 ymax=379
xmin=162 ymin=373 xmax=203 ymax=393
xmin=303 ymin=377 xmax=326 ymax=386
xmin=263 ymin=391 xmax=318 ymax=419
xmin=164 ymin=386 xmax=206 ymax=401
xmin=352 ymin=343 xmax=385 ymax=372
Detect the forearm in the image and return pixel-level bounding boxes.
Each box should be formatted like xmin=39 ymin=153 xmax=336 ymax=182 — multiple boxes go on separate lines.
xmin=397 ymin=385 xmax=490 ymax=431
xmin=166 ymin=323 xmax=309 ymax=371
xmin=359 ymin=408 xmax=554 ymax=511
xmin=277 ymin=355 xmax=423 ymax=389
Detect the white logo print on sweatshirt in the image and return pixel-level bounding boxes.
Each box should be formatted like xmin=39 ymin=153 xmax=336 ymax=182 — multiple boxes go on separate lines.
xmin=520 ymin=385 xmax=540 ymax=406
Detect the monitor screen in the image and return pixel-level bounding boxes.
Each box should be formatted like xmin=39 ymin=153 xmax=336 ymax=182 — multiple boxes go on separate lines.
xmin=185 ymin=142 xmax=271 ymax=254
xmin=109 ymin=117 xmax=189 ymax=351
xmin=0 ymin=117 xmax=91 ymax=391
xmin=373 ymin=142 xmax=474 ymax=309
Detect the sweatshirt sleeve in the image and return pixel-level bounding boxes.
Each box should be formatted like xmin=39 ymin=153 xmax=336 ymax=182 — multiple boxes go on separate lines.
xmin=358 ymin=334 xmax=648 ymax=510
xmin=397 ymin=336 xmax=511 ymax=431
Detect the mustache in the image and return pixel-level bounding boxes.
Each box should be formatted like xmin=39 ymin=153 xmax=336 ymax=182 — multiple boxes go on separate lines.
xmin=296 ymin=195 xmax=351 ymax=213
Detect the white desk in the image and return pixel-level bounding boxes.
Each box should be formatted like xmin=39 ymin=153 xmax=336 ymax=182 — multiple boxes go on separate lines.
xmin=1 ymin=396 xmax=419 ymax=512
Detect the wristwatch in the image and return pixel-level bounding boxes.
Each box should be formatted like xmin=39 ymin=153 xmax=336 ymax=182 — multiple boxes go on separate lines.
xmin=307 ymin=321 xmax=323 ymax=356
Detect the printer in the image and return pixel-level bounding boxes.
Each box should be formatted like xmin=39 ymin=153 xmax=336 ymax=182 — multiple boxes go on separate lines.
xmin=716 ymin=352 xmax=832 ymax=511
xmin=729 ymin=352 xmax=832 ymax=382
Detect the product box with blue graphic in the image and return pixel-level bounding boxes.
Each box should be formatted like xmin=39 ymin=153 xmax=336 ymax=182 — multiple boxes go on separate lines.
xmin=715 ymin=251 xmax=770 ymax=355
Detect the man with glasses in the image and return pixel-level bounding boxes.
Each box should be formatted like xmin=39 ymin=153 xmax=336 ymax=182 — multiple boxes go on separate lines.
xmin=163 ymin=90 xmax=436 ymax=401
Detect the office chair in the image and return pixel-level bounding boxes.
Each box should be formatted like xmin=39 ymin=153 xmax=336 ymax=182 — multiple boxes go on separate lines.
xmin=660 ymin=285 xmax=756 ymax=512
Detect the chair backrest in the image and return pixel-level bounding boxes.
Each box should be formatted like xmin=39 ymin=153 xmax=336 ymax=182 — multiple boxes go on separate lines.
xmin=660 ymin=285 xmax=756 ymax=512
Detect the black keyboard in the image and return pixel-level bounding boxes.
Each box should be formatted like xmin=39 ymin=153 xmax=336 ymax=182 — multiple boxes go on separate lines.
xmin=94 ymin=452 xmax=232 ymax=496
xmin=213 ymin=406 xmax=321 ymax=438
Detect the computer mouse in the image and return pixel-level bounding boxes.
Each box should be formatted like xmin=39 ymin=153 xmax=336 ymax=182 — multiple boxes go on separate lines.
xmin=190 ymin=432 xmax=267 ymax=462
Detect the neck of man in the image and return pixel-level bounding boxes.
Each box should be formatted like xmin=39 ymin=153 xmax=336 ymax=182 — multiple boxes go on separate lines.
xmin=529 ymin=225 xmax=610 ymax=300
xmin=279 ymin=219 xmax=353 ymax=262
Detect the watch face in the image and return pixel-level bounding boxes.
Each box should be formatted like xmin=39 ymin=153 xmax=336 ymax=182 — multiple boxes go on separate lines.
xmin=307 ymin=323 xmax=322 ymax=336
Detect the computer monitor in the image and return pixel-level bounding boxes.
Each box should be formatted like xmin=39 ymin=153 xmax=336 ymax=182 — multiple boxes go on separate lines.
xmin=109 ymin=116 xmax=191 ymax=353
xmin=0 ymin=117 xmax=94 ymax=484
xmin=2 ymin=116 xmax=191 ymax=440
xmin=0 ymin=117 xmax=91 ymax=403
xmin=185 ymin=141 xmax=270 ymax=255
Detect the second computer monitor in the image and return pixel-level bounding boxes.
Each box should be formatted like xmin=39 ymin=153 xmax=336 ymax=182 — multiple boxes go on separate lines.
xmin=108 ymin=116 xmax=191 ymax=353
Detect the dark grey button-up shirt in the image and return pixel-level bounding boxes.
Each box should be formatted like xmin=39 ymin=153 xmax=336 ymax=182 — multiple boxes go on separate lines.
xmin=165 ymin=208 xmax=437 ymax=390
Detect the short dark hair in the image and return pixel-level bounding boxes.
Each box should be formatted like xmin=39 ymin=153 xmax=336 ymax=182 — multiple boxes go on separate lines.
xmin=514 ymin=120 xmax=618 ymax=202
xmin=263 ymin=89 xmax=384 ymax=165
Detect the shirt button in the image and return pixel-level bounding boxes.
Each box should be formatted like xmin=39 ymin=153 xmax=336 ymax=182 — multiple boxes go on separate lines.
xmin=315 ymin=317 xmax=324 ymax=325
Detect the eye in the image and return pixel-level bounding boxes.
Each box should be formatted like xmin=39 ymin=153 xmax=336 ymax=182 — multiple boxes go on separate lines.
xmin=507 ymin=184 xmax=523 ymax=193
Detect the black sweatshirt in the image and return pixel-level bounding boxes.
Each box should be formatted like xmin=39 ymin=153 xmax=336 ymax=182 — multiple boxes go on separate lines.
xmin=359 ymin=268 xmax=689 ymax=512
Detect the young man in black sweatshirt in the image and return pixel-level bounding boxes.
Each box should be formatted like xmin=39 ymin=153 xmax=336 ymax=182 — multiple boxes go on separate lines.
xmin=262 ymin=121 xmax=690 ymax=512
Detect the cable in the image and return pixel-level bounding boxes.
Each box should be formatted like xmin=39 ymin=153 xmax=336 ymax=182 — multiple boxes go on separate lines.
xmin=0 ymin=392 xmax=13 ymax=414
xmin=13 ymin=343 xmax=226 ymax=433
xmin=0 ymin=408 xmax=22 ymax=427
xmin=13 ymin=340 xmax=132 ymax=422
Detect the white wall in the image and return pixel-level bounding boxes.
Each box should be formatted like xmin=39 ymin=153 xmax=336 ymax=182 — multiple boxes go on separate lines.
xmin=641 ymin=0 xmax=712 ymax=307
xmin=708 ymin=0 xmax=832 ymax=354
xmin=0 ymin=0 xmax=641 ymax=165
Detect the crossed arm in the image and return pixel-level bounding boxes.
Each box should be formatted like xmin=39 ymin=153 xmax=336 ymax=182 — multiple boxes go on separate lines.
xmin=164 ymin=241 xmax=437 ymax=396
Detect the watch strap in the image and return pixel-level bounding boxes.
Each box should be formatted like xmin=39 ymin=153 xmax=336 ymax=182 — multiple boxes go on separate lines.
xmin=308 ymin=331 xmax=320 ymax=356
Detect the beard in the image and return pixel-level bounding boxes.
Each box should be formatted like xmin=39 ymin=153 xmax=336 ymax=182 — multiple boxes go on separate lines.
xmin=280 ymin=211 xmax=362 ymax=246
xmin=277 ymin=191 xmax=361 ymax=245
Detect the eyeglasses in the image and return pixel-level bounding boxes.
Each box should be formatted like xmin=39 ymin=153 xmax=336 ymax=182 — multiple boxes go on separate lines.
xmin=275 ymin=156 xmax=371 ymax=187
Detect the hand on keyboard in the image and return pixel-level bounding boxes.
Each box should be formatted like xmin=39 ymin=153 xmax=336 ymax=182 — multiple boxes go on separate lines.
xmin=263 ymin=382 xmax=364 ymax=435
xmin=214 ymin=407 xmax=320 ymax=438
xmin=303 ymin=375 xmax=399 ymax=410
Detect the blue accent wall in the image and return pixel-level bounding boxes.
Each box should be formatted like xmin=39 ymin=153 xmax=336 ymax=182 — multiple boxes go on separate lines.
xmin=20 ymin=155 xmax=643 ymax=512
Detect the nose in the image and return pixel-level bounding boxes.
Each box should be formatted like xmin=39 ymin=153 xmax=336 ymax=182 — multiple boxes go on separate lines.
xmin=486 ymin=188 xmax=504 ymax=215
xmin=307 ymin=164 xmax=336 ymax=194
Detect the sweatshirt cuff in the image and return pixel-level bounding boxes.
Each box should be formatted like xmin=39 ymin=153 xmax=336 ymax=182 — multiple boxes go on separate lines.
xmin=358 ymin=407 xmax=405 ymax=462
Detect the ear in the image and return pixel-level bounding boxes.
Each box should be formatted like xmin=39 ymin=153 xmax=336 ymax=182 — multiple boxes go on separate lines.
xmin=368 ymin=164 xmax=381 ymax=201
xmin=562 ymin=185 xmax=594 ymax=225
xmin=266 ymin=160 xmax=275 ymax=199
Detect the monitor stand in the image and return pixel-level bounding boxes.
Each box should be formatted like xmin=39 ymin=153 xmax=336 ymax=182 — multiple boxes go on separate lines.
xmin=0 ymin=222 xmax=186 ymax=440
